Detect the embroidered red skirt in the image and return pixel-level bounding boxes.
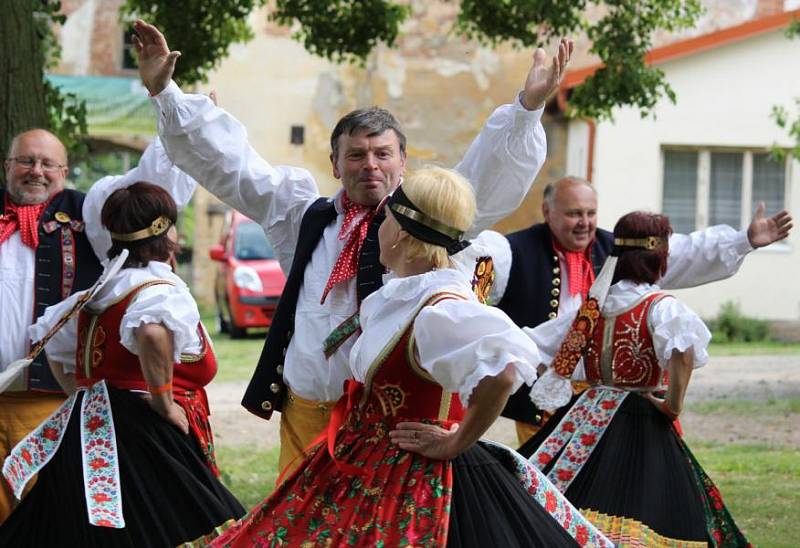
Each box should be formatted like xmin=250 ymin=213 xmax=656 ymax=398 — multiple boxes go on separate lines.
xmin=214 ymin=409 xmax=454 ymax=546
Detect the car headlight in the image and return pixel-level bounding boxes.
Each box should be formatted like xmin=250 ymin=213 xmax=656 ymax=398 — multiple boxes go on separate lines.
xmin=233 ymin=266 xmax=263 ymax=292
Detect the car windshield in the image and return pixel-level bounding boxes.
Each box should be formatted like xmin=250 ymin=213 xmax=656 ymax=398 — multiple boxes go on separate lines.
xmin=234 ymin=221 xmax=275 ymax=260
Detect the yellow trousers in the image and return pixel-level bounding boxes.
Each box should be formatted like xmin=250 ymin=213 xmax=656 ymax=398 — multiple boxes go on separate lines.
xmin=277 ymin=390 xmax=337 ymax=483
xmin=0 ymin=391 xmax=65 ymax=524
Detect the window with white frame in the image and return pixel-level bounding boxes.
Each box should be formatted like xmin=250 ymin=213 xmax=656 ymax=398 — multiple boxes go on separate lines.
xmin=662 ymin=148 xmax=789 ymax=233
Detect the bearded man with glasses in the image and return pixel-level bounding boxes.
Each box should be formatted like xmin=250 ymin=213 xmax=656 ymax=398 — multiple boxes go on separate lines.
xmin=0 ymin=128 xmax=195 ymax=523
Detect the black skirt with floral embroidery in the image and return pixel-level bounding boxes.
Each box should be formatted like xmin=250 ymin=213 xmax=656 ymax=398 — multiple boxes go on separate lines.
xmin=519 ymin=392 xmax=750 ymax=547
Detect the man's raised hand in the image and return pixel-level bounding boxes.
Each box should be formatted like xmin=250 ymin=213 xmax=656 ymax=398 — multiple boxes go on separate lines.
xmin=133 ymin=19 xmax=180 ymax=96
xmin=521 ymin=37 xmax=574 ymax=111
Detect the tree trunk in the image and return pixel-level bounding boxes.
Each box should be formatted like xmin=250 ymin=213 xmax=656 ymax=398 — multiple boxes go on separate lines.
xmin=1 ymin=0 xmax=48 ymax=185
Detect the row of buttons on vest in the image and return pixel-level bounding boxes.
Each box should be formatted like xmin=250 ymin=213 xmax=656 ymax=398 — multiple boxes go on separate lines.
xmin=260 ymin=345 xmax=289 ymax=411
xmin=549 ymin=255 xmax=561 ymax=320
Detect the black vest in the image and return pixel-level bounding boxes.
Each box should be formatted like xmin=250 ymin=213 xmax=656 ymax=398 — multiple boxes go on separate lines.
xmin=497 ymin=223 xmax=613 ymax=424
xmin=0 ymin=188 xmax=103 ymax=392
xmin=241 ymin=198 xmax=385 ymax=419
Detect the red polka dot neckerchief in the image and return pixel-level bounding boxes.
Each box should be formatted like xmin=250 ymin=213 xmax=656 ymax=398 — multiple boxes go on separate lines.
xmin=320 ymin=193 xmax=376 ymax=304
xmin=0 ymin=194 xmax=47 ymax=249
xmin=552 ymin=236 xmax=595 ymax=298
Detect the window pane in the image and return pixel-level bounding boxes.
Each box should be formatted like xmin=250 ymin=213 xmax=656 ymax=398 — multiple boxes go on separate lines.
xmin=709 ymin=152 xmax=743 ymax=228
xmin=662 ymin=151 xmax=697 ymax=233
xmin=234 ymin=221 xmax=275 ymax=260
xmin=752 ymin=153 xmax=785 ymax=215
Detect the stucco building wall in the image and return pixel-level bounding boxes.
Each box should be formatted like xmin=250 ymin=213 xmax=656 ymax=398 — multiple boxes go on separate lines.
xmin=584 ymin=30 xmax=800 ymax=320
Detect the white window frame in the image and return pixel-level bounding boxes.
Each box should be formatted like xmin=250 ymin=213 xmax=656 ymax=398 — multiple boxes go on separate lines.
xmin=661 ymin=147 xmax=792 ymax=251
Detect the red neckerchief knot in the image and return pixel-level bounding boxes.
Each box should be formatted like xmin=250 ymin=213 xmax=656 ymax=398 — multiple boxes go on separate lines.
xmin=552 ymin=237 xmax=595 ymax=298
xmin=320 ymin=193 xmax=375 ymax=304
xmin=0 ymin=195 xmax=46 ymax=249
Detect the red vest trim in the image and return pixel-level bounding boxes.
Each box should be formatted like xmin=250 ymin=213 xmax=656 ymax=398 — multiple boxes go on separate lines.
xmin=360 ymin=291 xmax=468 ymax=422
xmin=76 ymin=280 xmax=217 ymax=392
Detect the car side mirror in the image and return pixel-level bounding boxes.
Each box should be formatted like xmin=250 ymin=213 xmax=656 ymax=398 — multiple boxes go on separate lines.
xmin=209 ymin=244 xmax=226 ymax=261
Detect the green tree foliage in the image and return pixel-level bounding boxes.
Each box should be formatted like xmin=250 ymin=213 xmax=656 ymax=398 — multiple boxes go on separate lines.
xmin=1 ymin=0 xmax=87 ymax=183
xmin=771 ymin=19 xmax=800 ymax=161
xmin=458 ymin=0 xmax=703 ymax=120
xmin=271 ymin=0 xmax=410 ymax=64
xmin=122 ymin=0 xmax=265 ymax=87
xmin=122 ymin=0 xmax=703 ymax=121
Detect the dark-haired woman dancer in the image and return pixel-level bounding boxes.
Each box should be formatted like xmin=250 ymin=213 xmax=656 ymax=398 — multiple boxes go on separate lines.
xmin=519 ymin=211 xmax=750 ymax=547
xmin=0 ymin=182 xmax=244 ymax=546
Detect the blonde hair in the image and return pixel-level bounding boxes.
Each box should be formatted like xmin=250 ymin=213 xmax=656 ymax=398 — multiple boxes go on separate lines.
xmin=400 ymin=166 xmax=476 ymax=268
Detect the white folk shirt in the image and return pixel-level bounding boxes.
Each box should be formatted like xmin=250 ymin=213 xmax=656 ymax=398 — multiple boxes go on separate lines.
xmin=0 ymin=138 xmax=196 ymax=382
xmin=486 ymin=225 xmax=754 ymax=313
xmin=351 ymin=268 xmax=539 ymax=406
xmin=152 ymin=81 xmax=547 ymax=402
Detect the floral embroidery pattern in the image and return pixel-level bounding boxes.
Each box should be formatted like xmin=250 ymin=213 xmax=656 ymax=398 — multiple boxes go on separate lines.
xmin=80 ymin=381 xmax=124 ymax=528
xmin=175 ymin=389 xmax=219 ymax=476
xmin=213 ymin=410 xmax=453 ymax=547
xmin=553 ymin=297 xmax=601 ymax=377
xmin=3 ymin=382 xmax=126 ymax=528
xmin=530 ymin=388 xmax=628 ymax=493
xmin=481 ymin=440 xmax=613 ymax=548
xmin=470 ymin=256 xmax=495 ymax=304
xmin=2 ymin=393 xmax=78 ymax=498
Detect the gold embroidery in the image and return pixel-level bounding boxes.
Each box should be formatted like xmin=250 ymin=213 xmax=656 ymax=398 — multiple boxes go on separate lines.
xmin=437 ymin=392 xmax=453 ymax=420
xmin=373 ymin=383 xmax=406 ymax=416
xmin=360 ymin=291 xmax=468 ymax=406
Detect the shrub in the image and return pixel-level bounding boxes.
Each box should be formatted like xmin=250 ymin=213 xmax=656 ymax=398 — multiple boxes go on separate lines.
xmin=706 ymin=301 xmax=771 ymax=343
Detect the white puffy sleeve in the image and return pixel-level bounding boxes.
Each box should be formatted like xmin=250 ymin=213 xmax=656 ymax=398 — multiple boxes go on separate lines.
xmin=456 ymin=96 xmax=546 ymax=238
xmin=412 ymin=300 xmax=539 ymax=406
xmin=119 ymin=283 xmax=202 ymax=362
xmin=661 ymin=226 xmax=752 ymax=289
xmin=522 ymin=309 xmax=578 ymax=366
xmin=83 ymin=136 xmax=197 ymax=262
xmin=29 ymin=293 xmax=83 ymax=373
xmin=152 ymin=81 xmax=320 ymax=273
xmin=449 ymin=230 xmax=512 ymax=305
xmin=650 ymin=297 xmax=711 ymax=369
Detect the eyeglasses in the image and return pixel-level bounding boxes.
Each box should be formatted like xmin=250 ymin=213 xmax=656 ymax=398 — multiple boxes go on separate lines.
xmin=7 ymin=156 xmax=66 ymax=173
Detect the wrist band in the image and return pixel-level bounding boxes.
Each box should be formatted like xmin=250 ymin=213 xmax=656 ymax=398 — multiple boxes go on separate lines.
xmin=148 ymin=382 xmax=172 ymax=395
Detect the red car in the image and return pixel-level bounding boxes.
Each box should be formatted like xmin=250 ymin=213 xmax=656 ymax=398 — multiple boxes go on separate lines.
xmin=209 ymin=211 xmax=286 ymax=337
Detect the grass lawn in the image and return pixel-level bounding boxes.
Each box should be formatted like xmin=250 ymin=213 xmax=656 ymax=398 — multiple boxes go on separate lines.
xmin=688 ymin=442 xmax=800 ymax=547
xmin=209 ymin=334 xmax=265 ymax=383
xmin=217 ymin=445 xmax=280 ymax=508
xmin=686 ymin=397 xmax=800 ymax=416
xmin=708 ymin=340 xmax=800 ymax=356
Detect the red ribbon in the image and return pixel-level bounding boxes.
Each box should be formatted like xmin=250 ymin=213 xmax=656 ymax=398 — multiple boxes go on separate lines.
xmin=276 ymin=379 xmax=368 ymax=485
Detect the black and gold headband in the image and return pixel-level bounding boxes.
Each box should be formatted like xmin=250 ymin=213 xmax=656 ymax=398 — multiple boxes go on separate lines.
xmin=386 ymin=186 xmax=470 ymax=255
xmin=110 ymin=215 xmax=172 ymax=243
xmin=613 ymin=236 xmax=667 ymax=251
